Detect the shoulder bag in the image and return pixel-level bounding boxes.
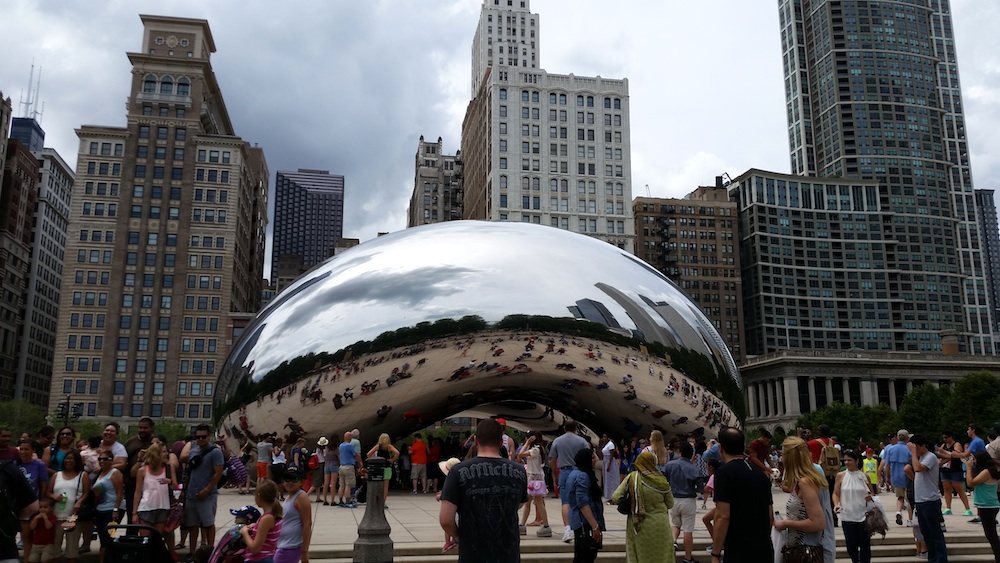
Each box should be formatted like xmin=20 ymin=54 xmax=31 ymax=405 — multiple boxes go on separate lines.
xmin=616 ymin=473 xmax=634 ymax=515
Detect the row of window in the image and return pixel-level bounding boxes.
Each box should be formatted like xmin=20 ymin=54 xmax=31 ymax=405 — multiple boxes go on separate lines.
xmin=138 ymin=126 xmax=186 ymax=141
xmin=197 ymin=150 xmax=232 ymax=163
xmin=80 ymin=202 xmax=117 ymax=217
xmin=87 ymin=143 xmax=124 ymax=157
xmin=142 ymin=75 xmax=191 ymax=96
xmin=125 ymin=253 xmax=177 ymax=267
xmin=131 ymin=185 xmax=183 ymax=200
xmin=121 ymin=294 xmax=172 ymax=309
xmin=195 ymin=169 xmax=230 ymax=183
xmin=113 ymin=357 xmax=217 ymax=375
xmin=498 ymin=89 xmax=623 ymax=109
xmin=84 ymin=162 xmax=122 ymax=176
xmin=126 ymin=232 xmax=179 ymax=246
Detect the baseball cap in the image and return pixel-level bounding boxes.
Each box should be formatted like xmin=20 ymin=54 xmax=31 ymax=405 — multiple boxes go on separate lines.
xmin=230 ymin=505 xmax=261 ymax=522
xmin=439 ymin=457 xmax=461 ymax=475
xmin=896 ymin=429 xmax=910 ymax=441
xmin=496 ymin=418 xmax=507 ymax=427
xmin=283 ymin=467 xmax=305 ymax=481
xmin=865 ymin=447 xmax=874 ymax=454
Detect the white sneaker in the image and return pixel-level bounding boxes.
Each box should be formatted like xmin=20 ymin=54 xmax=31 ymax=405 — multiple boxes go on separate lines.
xmin=562 ymin=526 xmax=573 ymax=543
xmin=906 ymin=519 xmax=914 ymax=527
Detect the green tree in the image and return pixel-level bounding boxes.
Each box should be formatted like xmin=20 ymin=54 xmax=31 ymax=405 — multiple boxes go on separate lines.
xmin=942 ymin=371 xmax=1000 ymax=434
xmin=0 ymin=399 xmax=47 ymax=438
xmin=795 ymin=403 xmax=874 ymax=449
xmin=894 ymin=383 xmax=950 ymax=438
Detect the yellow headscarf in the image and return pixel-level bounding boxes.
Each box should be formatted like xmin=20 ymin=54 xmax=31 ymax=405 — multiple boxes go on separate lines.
xmin=627 ymin=451 xmax=673 ymax=530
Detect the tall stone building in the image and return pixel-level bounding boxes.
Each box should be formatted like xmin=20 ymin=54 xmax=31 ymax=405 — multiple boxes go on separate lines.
xmin=0 ymin=139 xmax=38 ymax=401
xmin=51 ymin=15 xmax=268 ymax=426
xmin=19 ymin=144 xmax=74 ymax=406
xmin=461 ymin=0 xmax=634 ymax=251
xmin=777 ymin=0 xmax=992 ymax=353
xmin=270 ymin=169 xmax=343 ymax=284
xmin=633 ymin=183 xmax=744 ymax=362
xmin=407 ymin=136 xmax=462 ymax=227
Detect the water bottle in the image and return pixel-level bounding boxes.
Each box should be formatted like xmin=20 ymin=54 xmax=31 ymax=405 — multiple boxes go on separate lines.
xmin=57 ymin=492 xmax=68 ymax=512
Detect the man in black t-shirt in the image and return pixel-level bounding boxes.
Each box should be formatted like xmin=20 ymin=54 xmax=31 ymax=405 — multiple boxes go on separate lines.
xmin=440 ymin=419 xmax=527 ymax=562
xmin=1 ymin=460 xmax=39 ymax=563
xmin=710 ymin=427 xmax=773 ymax=563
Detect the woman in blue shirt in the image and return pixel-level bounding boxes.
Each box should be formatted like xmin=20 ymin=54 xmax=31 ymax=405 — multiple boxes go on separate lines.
xmin=567 ymin=448 xmax=605 ymax=563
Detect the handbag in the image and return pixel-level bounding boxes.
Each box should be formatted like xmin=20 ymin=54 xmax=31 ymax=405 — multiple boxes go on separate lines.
xmin=864 ymin=498 xmax=889 ymax=539
xmin=76 ymin=472 xmax=97 ymax=522
xmin=164 ymin=465 xmax=182 ymax=533
xmin=780 ymin=544 xmax=824 ymax=563
xmin=771 ymin=526 xmax=786 ymax=563
xmin=616 ymin=474 xmax=634 ymax=515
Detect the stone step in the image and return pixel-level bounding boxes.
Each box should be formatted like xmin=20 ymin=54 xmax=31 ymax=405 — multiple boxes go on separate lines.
xmin=313 ymin=533 xmax=997 ymax=562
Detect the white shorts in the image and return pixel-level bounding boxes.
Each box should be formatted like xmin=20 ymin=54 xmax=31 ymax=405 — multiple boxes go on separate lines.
xmin=670 ymin=497 xmax=697 ymax=532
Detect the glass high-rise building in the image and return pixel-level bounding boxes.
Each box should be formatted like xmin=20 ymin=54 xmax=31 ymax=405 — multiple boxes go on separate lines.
xmin=777 ymin=0 xmax=992 ymax=353
xmin=270 ymin=169 xmax=344 ymax=285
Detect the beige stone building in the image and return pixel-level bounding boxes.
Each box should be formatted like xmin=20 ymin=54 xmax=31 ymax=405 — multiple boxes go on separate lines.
xmin=407 ymin=136 xmax=462 ymax=227
xmin=51 ymin=15 xmax=268 ymax=426
xmin=633 ymin=182 xmax=744 ymax=362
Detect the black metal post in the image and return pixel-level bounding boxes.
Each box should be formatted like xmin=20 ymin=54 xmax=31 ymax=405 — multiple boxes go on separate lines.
xmin=353 ymin=456 xmax=392 ymax=562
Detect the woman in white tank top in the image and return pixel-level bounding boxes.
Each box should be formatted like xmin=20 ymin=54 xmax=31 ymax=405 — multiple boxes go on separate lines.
xmin=131 ymin=443 xmax=177 ymax=533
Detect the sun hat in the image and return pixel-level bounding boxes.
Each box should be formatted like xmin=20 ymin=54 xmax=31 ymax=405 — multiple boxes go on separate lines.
xmin=317 ymin=437 xmax=329 ymax=447
xmin=439 ymin=457 xmax=461 ymax=475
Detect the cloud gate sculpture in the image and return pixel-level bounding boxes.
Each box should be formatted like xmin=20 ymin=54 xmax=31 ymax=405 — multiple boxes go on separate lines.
xmin=215 ymin=221 xmax=743 ymax=446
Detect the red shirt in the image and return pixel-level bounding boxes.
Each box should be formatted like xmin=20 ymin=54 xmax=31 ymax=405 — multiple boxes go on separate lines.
xmin=427 ymin=443 xmax=441 ymax=464
xmin=32 ymin=514 xmax=57 ymax=545
xmin=807 ymin=438 xmax=834 ymax=464
xmin=748 ymin=438 xmax=770 ymax=469
xmin=409 ymin=439 xmax=428 ymax=465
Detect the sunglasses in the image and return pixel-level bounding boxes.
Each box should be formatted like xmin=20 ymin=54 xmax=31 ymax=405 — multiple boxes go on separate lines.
xmin=60 ymin=432 xmax=74 ymax=436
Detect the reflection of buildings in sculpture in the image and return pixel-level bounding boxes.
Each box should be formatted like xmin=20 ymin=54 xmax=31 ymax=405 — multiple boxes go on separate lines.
xmin=743 ymin=349 xmax=1000 ymax=433
xmin=592 ymin=283 xmax=677 ymax=348
xmin=568 ymin=299 xmax=621 ymax=329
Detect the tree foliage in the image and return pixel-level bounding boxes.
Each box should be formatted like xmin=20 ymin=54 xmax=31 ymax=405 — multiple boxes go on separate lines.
xmin=941 ymin=371 xmax=1000 ymax=433
xmin=0 ymin=399 xmax=47 ymax=438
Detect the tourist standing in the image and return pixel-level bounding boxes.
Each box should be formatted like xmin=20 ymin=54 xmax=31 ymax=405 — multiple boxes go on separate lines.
xmin=131 ymin=442 xmax=176 ymax=534
xmin=409 ymin=433 xmax=428 ymax=494
xmin=665 ymin=442 xmax=702 ymax=563
xmin=710 ymin=427 xmax=774 ymax=563
xmin=275 ymin=468 xmax=311 ymax=563
xmin=17 ymin=439 xmax=49 ymax=561
xmin=123 ymin=418 xmax=154 ymax=523
xmin=240 ymin=480 xmax=283 ymax=563
xmin=908 ymin=434 xmax=947 ymax=563
xmin=257 ymin=435 xmax=274 ymax=485
xmin=833 ymin=450 xmax=873 ymax=563
xmin=92 ymin=449 xmax=124 ymax=563
xmin=439 ymin=419 xmax=527 ymax=562
xmin=180 ymin=425 xmax=225 ymax=558
xmin=549 ymin=419 xmax=591 ymax=543
xmin=937 ymin=430 xmax=972 ymax=516
xmin=966 ymin=451 xmax=1000 ymax=562
xmin=885 ymin=430 xmax=914 ymax=526
xmin=367 ymin=433 xmax=400 ymax=507
xmin=338 ymin=432 xmax=362 ymax=507
xmin=612 ymin=451 xmax=674 ymax=563
xmin=517 ymin=432 xmax=551 ymax=537
xmin=600 ymin=434 xmax=620 ymax=501
xmin=567 ymin=448 xmax=605 ymax=563
xmin=775 ymin=436 xmax=834 ymax=563
xmin=48 ymin=449 xmax=88 ymax=563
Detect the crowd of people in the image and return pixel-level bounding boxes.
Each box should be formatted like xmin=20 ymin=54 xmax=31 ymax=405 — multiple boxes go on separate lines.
xmin=9 ymin=416 xmax=1000 ymax=563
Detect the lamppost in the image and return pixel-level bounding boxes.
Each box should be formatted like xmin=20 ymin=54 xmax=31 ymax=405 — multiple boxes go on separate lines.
xmin=353 ymin=456 xmax=392 ymax=562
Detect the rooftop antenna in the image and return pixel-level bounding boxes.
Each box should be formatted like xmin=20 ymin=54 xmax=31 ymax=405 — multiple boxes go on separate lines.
xmin=18 ymin=62 xmax=44 ymax=122
xmin=645 ymin=184 xmax=651 ymax=197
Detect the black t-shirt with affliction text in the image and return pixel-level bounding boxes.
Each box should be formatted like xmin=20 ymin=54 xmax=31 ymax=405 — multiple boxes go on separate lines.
xmin=441 ymin=456 xmax=528 ymax=563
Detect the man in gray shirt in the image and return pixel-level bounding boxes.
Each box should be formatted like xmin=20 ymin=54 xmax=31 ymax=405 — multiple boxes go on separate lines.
xmin=256 ymin=435 xmax=273 ymax=484
xmin=547 ymin=419 xmax=590 ymax=543
xmin=908 ymin=434 xmax=946 ymax=563
xmin=181 ymin=424 xmax=225 ymax=558
xmin=666 ymin=442 xmax=702 ymax=562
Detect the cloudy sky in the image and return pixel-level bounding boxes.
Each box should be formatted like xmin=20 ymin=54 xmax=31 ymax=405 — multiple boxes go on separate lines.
xmin=2 ymin=1 xmax=999 ymax=273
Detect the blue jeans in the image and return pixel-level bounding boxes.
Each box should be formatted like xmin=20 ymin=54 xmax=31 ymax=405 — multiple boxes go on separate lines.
xmin=914 ymin=499 xmax=948 ymax=563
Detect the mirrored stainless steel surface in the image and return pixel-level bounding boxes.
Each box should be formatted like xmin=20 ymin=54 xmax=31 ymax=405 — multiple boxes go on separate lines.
xmin=216 ymin=221 xmax=742 ymax=445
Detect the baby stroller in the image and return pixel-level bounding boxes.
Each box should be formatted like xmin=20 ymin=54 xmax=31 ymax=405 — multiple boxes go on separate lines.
xmin=104 ymin=524 xmax=173 ymax=563
xmin=208 ymin=505 xmax=261 ymax=563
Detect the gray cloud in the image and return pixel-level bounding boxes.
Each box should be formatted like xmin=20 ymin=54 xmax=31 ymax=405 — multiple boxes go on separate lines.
xmin=2 ymin=0 xmax=998 ymax=282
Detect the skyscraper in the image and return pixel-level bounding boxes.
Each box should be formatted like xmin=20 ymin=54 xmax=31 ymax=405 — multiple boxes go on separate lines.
xmin=270 ymin=169 xmax=344 ymax=284
xmin=51 ymin=15 xmax=268 ymax=425
xmin=776 ymin=0 xmax=992 ymax=353
xmin=461 ymin=0 xmax=635 ymax=252
xmin=976 ymin=189 xmax=1000 ymax=336
xmin=408 ymin=136 xmax=462 ymax=227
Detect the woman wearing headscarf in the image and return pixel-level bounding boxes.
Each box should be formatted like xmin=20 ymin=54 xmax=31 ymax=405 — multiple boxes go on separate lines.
xmin=611 ymin=451 xmax=675 ymax=563
xmin=566 ymin=448 xmax=606 ymax=563
xmin=775 ymin=436 xmax=834 ymax=563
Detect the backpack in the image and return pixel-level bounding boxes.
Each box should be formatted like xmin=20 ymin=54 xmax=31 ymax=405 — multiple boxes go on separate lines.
xmin=820 ymin=439 xmax=841 ymax=477
xmin=307 ymin=453 xmax=320 ymax=470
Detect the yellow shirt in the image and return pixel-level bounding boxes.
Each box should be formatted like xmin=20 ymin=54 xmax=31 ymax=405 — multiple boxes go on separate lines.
xmin=862 ymin=458 xmax=878 ymax=484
